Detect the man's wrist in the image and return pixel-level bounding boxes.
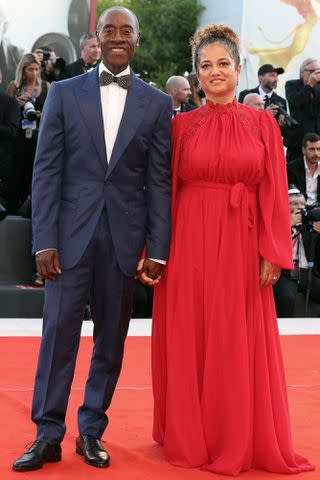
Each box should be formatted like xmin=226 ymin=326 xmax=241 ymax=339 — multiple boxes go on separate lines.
xmin=148 ymin=258 xmax=166 ymax=265
xmin=36 ymin=248 xmax=58 ymax=255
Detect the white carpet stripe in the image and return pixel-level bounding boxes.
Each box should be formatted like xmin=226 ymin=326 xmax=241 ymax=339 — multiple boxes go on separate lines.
xmin=0 ymin=317 xmax=319 ymax=336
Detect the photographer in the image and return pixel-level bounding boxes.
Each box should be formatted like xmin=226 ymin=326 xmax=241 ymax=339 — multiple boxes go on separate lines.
xmin=6 ymin=53 xmax=50 ymax=213
xmin=285 ymin=58 xmax=320 ymax=162
xmin=34 ymin=46 xmax=66 ymax=83
xmin=287 ymin=133 xmax=320 ymax=206
xmin=273 ymin=187 xmax=320 ymax=317
xmin=238 ymin=64 xmax=287 ymax=132
xmin=61 ymin=32 xmax=101 ymax=79
xmin=0 ymin=67 xmax=20 ymax=216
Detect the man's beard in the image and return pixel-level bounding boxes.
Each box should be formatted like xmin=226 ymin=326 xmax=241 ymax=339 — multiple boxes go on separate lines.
xmin=264 ymin=81 xmax=276 ymax=91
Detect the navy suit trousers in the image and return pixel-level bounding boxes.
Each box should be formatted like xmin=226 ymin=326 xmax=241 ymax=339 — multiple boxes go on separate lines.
xmin=32 ymin=210 xmax=135 ymax=443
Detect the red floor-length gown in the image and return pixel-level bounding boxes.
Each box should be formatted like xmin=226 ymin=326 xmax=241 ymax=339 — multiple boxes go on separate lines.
xmin=152 ymin=99 xmax=314 ymax=476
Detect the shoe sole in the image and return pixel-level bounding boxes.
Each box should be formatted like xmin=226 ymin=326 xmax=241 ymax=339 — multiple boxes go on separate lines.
xmin=76 ymin=447 xmax=110 ymax=468
xmin=12 ymin=455 xmax=61 ymax=472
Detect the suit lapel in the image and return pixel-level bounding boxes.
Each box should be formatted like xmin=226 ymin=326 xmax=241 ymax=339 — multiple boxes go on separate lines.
xmin=106 ymin=73 xmax=147 ymax=179
xmin=76 ymin=67 xmax=107 ymax=170
xmin=298 ymin=157 xmax=307 ymax=195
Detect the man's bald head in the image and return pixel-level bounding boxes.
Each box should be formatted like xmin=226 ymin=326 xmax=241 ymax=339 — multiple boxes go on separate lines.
xmin=166 ymin=75 xmax=192 ymax=108
xmin=166 ymin=76 xmax=189 ymax=93
xmin=97 ymin=6 xmax=139 ymax=33
xmin=243 ymin=93 xmax=264 ymax=111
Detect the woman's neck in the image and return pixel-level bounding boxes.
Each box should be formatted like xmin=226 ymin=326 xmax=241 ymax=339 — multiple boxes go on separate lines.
xmin=25 ymin=79 xmax=38 ymax=88
xmin=205 ymin=93 xmax=234 ymax=105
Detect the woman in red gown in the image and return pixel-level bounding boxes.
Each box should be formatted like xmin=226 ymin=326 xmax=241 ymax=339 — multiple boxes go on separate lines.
xmin=152 ymin=24 xmax=314 ymax=476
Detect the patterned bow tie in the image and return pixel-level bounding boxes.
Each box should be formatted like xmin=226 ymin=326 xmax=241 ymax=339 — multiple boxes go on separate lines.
xmin=99 ymin=70 xmax=132 ymax=89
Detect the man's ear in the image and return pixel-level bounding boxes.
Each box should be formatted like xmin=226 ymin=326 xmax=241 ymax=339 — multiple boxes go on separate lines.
xmin=136 ymin=32 xmax=141 ymax=48
xmin=96 ymin=30 xmax=101 ymax=46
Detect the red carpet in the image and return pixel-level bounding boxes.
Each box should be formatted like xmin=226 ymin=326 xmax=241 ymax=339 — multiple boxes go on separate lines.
xmin=0 ymin=335 xmax=319 ymax=479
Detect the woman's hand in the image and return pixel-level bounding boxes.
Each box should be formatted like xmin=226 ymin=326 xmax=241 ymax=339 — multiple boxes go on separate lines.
xmin=17 ymin=95 xmax=27 ymax=108
xmin=260 ymin=259 xmax=281 ymax=288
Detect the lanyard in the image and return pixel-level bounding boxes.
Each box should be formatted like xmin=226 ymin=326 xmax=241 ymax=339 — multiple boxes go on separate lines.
xmin=23 ymin=81 xmax=39 ymax=103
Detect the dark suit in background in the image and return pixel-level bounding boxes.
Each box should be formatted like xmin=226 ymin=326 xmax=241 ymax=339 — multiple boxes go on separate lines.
xmin=0 ymin=92 xmax=20 ymax=212
xmin=238 ymin=86 xmax=287 ymax=122
xmin=285 ymin=79 xmax=320 ymax=162
xmin=172 ymin=101 xmax=197 ymax=117
xmin=61 ymin=58 xmax=99 ymax=79
xmin=0 ymin=40 xmax=24 ymax=93
xmin=287 ymin=156 xmax=320 ymax=204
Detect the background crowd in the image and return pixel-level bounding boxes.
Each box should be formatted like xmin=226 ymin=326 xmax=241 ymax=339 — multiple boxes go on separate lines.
xmin=1 ymin=30 xmax=320 ymax=317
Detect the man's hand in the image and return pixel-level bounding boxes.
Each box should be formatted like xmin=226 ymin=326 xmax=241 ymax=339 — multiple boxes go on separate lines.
xmin=313 ymin=221 xmax=320 ymax=234
xmin=33 ymin=49 xmax=44 ymax=62
xmin=278 ymin=113 xmax=286 ymax=128
xmin=266 ymin=103 xmax=279 ymax=117
xmin=308 ymin=70 xmax=320 ymax=88
xmin=137 ymin=259 xmax=163 ymax=286
xmin=260 ymin=258 xmax=281 ymax=288
xmin=36 ymin=249 xmax=61 ymax=281
xmin=291 ymin=208 xmax=302 ymax=227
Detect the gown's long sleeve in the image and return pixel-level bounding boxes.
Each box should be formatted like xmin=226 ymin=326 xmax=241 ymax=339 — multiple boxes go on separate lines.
xmin=258 ymin=110 xmax=293 ymax=270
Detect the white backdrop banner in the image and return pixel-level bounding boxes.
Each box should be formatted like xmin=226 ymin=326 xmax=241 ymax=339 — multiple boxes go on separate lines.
xmin=239 ymin=0 xmax=320 ymax=96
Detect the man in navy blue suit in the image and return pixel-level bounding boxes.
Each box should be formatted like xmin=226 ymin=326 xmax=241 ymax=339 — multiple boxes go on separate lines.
xmin=13 ymin=6 xmax=171 ymax=472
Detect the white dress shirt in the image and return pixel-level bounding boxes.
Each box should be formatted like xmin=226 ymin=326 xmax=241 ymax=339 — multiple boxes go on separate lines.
xmin=99 ymin=62 xmax=129 ymax=162
xmin=258 ymin=86 xmax=273 ymax=100
xmin=304 ymin=156 xmax=320 ymax=206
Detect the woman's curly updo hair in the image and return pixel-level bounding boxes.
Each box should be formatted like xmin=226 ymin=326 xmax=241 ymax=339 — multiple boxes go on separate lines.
xmin=190 ymin=24 xmax=241 ymax=71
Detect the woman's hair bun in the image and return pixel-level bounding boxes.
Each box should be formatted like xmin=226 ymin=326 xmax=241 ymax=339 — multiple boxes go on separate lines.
xmin=190 ymin=24 xmax=240 ymax=56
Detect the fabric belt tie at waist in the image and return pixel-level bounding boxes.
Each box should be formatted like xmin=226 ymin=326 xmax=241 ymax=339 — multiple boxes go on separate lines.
xmin=229 ymin=182 xmax=256 ymax=208
xmin=180 ymin=181 xmax=256 ymax=228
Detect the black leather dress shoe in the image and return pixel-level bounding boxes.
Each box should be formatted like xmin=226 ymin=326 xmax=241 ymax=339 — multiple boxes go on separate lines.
xmin=12 ymin=440 xmax=61 ymax=471
xmin=76 ymin=435 xmax=110 ymax=468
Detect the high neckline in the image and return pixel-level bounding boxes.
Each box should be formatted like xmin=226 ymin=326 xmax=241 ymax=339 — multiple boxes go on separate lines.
xmin=205 ymin=97 xmax=238 ymax=112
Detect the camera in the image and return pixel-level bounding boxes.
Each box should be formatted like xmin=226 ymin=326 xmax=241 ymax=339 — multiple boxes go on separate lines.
xmin=275 ymin=104 xmax=299 ymax=129
xmin=41 ymin=49 xmax=51 ymax=62
xmin=298 ymin=204 xmax=320 ymax=232
xmin=301 ymin=205 xmax=320 ymax=223
xmin=23 ymin=100 xmax=37 ymax=121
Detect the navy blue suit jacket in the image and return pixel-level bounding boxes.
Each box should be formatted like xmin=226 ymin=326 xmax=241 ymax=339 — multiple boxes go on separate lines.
xmin=32 ymin=67 xmax=172 ymax=276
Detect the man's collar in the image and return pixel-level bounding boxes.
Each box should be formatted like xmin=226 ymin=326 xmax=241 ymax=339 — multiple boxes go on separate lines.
xmin=258 ymin=85 xmax=273 ymax=98
xmin=99 ymin=62 xmax=130 ymax=77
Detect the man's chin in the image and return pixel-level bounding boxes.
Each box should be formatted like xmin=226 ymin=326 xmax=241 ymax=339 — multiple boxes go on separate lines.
xmin=105 ymin=59 xmax=129 ymax=73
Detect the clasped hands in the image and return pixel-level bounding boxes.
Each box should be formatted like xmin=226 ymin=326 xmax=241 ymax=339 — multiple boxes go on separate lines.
xmin=35 ymin=250 xmax=163 ymax=285
xmin=136 ymin=259 xmax=163 ymax=286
